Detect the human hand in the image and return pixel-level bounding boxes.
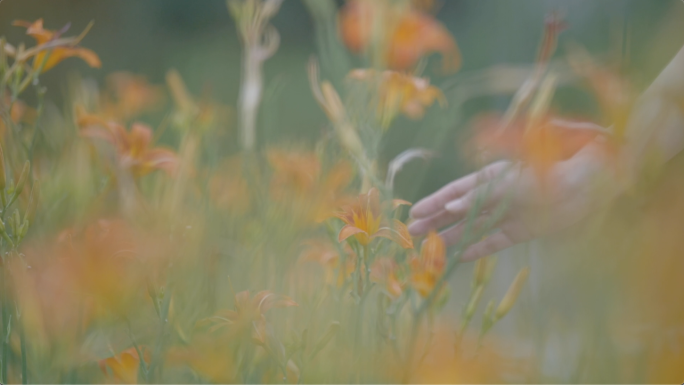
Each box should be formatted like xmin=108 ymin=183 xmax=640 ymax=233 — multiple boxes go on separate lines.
xmin=407 ymin=141 xmax=625 ymax=261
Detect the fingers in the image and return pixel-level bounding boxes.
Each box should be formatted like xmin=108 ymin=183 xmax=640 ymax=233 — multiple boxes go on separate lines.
xmin=437 ymin=215 xmax=494 ymax=248
xmin=407 ymin=209 xmax=461 ymax=236
xmin=410 ymin=161 xmax=509 ymax=220
xmin=460 ymin=232 xmax=514 ymax=262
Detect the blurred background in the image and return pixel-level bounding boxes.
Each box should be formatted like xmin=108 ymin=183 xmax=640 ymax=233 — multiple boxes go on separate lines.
xmin=1 ymin=0 xmax=682 ymax=205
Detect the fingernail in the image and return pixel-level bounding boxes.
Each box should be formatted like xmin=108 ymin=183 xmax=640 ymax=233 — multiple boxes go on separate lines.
xmin=445 ymin=199 xmax=463 ymax=213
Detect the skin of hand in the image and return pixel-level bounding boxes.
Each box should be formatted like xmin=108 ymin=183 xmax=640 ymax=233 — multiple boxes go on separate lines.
xmin=408 ymin=140 xmax=622 ymax=262
xmin=408 ymin=45 xmax=684 ymax=262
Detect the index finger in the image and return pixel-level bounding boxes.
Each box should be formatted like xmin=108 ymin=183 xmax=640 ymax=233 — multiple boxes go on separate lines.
xmin=410 ymin=161 xmax=509 ymax=219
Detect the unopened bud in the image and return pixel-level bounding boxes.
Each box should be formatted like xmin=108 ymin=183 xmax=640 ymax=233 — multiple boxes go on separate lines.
xmin=15 ymin=161 xmax=30 ymax=196
xmin=18 ymin=219 xmax=29 ymax=240
xmin=480 ymin=299 xmax=496 ymax=337
xmin=11 ymin=209 xmax=20 ymax=234
xmin=473 ymin=257 xmax=488 ymax=287
xmin=495 ymin=267 xmax=530 ymax=321
xmin=464 ymin=285 xmax=484 ymax=322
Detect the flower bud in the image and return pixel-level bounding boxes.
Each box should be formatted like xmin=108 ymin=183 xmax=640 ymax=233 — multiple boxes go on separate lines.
xmin=464 ymin=285 xmax=483 ymax=322
xmin=495 ymin=267 xmax=530 ymax=321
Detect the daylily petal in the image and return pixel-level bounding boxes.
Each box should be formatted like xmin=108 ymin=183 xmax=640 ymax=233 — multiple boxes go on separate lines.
xmin=375 ymin=219 xmax=414 ymax=249
xmin=421 ymin=231 xmax=446 ymax=274
xmin=392 ymin=199 xmax=412 ymax=209
xmin=253 ymin=290 xmax=298 ymax=313
xmin=338 ymin=224 xmax=367 ymax=243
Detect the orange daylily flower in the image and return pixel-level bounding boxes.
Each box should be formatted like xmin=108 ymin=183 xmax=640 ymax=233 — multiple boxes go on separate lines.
xmin=472 ymin=113 xmax=605 ymax=182
xmin=101 ymin=72 xmax=166 ymax=122
xmin=348 ymin=68 xmax=445 ymax=127
xmin=77 ymin=108 xmax=179 ymax=177
xmin=11 ymin=219 xmax=169 ymax=357
xmin=267 ymin=149 xmax=355 ymax=223
xmin=339 ymin=0 xmax=460 ymax=73
xmin=370 ymin=257 xmax=406 ymax=299
xmin=13 ymin=19 xmax=101 ymax=73
xmin=409 ymin=231 xmax=446 ymax=297
xmin=198 ymin=290 xmax=298 ymax=343
xmin=335 ymin=187 xmax=413 ymax=248
xmin=568 ymin=46 xmax=635 ymax=149
xmin=99 ymin=347 xmax=150 ymax=384
xmin=0 ymin=94 xmax=36 ymax=138
xmin=300 ymin=239 xmax=356 ymax=287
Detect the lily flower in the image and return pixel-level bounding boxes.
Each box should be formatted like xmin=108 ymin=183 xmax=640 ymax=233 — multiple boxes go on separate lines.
xmin=267 ymin=149 xmax=354 ymax=223
xmin=339 ymin=0 xmax=460 ymax=73
xmin=101 ymin=72 xmax=166 ymax=122
xmin=300 ymin=239 xmax=356 ymax=287
xmin=13 ymin=19 xmax=101 ymax=73
xmin=99 ymin=347 xmax=150 ymax=384
xmin=335 ymin=187 xmax=413 ymax=249
xmin=409 ymin=231 xmax=446 ymax=297
xmin=348 ymin=69 xmax=445 ymax=128
xmin=370 ymin=257 xmax=406 ymax=299
xmin=77 ymin=108 xmax=179 ymax=177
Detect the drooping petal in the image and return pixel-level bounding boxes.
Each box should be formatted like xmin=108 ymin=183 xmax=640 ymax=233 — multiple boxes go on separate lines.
xmin=392 ymin=198 xmax=412 ymax=210
xmin=338 ymin=224 xmax=367 ymax=243
xmin=253 ymin=290 xmax=298 ymax=313
xmin=421 ymin=231 xmax=445 ymax=274
xmin=375 ymin=219 xmax=414 ymax=249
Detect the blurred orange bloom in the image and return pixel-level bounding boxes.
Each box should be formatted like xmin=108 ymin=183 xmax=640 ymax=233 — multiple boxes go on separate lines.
xmin=335 ymin=187 xmax=413 ymax=248
xmin=12 ymin=219 xmax=169 ymax=357
xmin=568 ymin=47 xmax=635 ymax=149
xmin=472 ymin=113 xmax=604 ymax=183
xmin=0 ymin=94 xmax=36 ymax=138
xmin=99 ymin=347 xmax=150 ymax=384
xmin=370 ymin=257 xmax=406 ymax=299
xmin=268 ymin=149 xmax=354 ymax=223
xmin=101 ymin=72 xmax=166 ymax=122
xmin=13 ymin=19 xmax=101 ymax=73
xmin=77 ymin=108 xmax=179 ymax=177
xmin=300 ymin=238 xmax=356 ymax=287
xmin=409 ymin=231 xmax=446 ymax=297
xmin=199 ymin=290 xmax=297 ymax=345
xmin=166 ymin=334 xmax=237 ymax=383
xmin=348 ymin=69 xmax=445 ymax=127
xmin=339 ymin=0 xmax=460 ymax=72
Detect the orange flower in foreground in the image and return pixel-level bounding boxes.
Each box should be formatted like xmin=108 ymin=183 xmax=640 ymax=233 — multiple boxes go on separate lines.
xmin=348 ymin=69 xmax=445 ymax=127
xmin=13 ymin=19 xmax=101 ymax=72
xmin=339 ymin=0 xmax=460 ymax=72
xmin=77 ymin=108 xmax=179 ymax=177
xmin=268 ymin=149 xmax=354 ymax=222
xmin=472 ymin=113 xmax=604 ymax=183
xmin=335 ymin=187 xmax=413 ymax=248
xmin=99 ymin=347 xmax=150 ymax=384
xmin=409 ymin=231 xmax=446 ymax=297
xmin=568 ymin=46 xmax=635 ymax=148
